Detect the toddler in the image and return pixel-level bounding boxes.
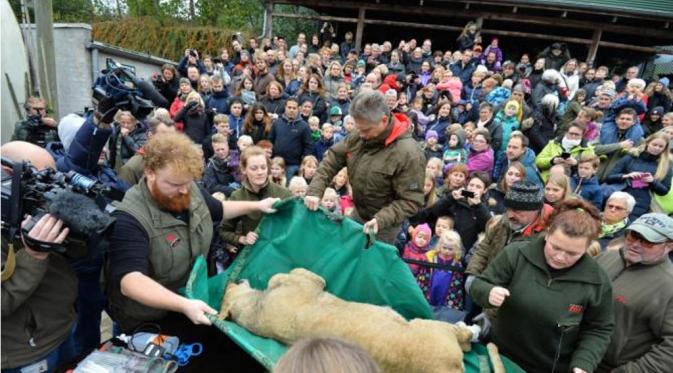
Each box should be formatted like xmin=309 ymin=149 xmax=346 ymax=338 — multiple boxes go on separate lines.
xmin=321 ymin=188 xmax=341 ymax=214
xmin=288 ymin=176 xmax=308 ymax=198
xmin=426 ymin=230 xmax=465 ymax=312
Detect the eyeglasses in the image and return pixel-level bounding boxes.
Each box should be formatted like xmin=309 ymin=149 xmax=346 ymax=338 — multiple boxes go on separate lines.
xmin=625 ymin=231 xmax=659 ymax=249
xmin=605 ymin=203 xmax=626 ymax=212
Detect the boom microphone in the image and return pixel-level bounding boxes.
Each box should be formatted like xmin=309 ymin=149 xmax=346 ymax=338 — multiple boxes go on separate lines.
xmin=47 ymin=189 xmax=115 ymax=236
xmin=137 ymin=79 xmax=169 ymax=109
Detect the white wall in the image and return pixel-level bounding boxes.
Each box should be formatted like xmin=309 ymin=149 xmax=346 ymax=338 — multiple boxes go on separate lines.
xmin=1 ymin=0 xmax=29 ymax=144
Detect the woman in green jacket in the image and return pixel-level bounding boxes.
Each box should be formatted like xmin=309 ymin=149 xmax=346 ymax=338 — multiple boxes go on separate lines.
xmin=220 ymin=146 xmax=292 ymax=251
xmin=470 ymin=198 xmax=614 ymax=373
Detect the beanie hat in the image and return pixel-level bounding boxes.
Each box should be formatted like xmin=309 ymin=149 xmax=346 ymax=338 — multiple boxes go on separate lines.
xmin=425 ymin=130 xmax=439 ymax=141
xmin=651 ymin=106 xmax=664 ymax=116
xmin=58 ymin=113 xmax=85 ymax=152
xmin=660 ymin=77 xmax=670 ymax=87
xmin=179 ymin=77 xmax=191 ymax=86
xmin=504 ymin=181 xmax=544 ymax=211
xmin=329 ymin=106 xmax=342 ymax=116
xmin=356 ymin=60 xmax=366 ymax=68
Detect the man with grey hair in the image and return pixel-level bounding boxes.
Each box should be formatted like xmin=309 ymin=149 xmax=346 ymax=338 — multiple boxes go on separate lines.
xmin=596 ymin=213 xmax=673 ymax=372
xmin=598 ymin=191 xmax=636 ymax=250
xmin=304 ymin=89 xmax=425 ymax=243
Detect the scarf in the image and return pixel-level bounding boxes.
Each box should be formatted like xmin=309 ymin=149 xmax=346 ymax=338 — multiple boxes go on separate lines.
xmin=600 ymin=219 xmax=627 ymax=239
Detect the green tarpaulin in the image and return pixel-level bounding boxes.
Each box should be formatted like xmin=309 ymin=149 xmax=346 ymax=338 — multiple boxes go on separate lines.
xmin=185 ymin=198 xmax=523 ymax=372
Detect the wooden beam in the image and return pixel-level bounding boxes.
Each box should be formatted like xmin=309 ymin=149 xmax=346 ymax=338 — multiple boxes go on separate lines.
xmin=587 ymin=29 xmax=602 ymax=66
xmin=272 ymin=12 xmax=358 ymax=23
xmin=274 ymin=0 xmax=673 ymax=40
xmin=355 ymin=7 xmax=365 ymax=52
xmin=265 ymin=0 xmax=274 ymax=38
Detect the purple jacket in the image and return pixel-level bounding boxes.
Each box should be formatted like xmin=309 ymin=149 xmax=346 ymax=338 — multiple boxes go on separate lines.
xmin=466 ymin=147 xmax=494 ymax=175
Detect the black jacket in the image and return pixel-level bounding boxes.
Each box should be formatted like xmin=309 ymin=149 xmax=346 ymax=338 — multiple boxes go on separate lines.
xmin=269 ymin=115 xmax=313 ymax=166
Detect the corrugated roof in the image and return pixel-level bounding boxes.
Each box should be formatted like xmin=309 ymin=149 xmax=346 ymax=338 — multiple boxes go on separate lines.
xmin=515 ymin=0 xmax=673 ymax=18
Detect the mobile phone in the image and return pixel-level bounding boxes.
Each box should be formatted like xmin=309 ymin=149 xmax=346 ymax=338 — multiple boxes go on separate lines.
xmin=461 ymin=190 xmax=475 ymax=199
xmin=561 ymin=152 xmax=571 ymax=159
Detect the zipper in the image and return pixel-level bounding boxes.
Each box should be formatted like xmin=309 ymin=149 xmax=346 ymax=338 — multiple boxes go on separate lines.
xmin=551 ymin=322 xmax=579 ymax=373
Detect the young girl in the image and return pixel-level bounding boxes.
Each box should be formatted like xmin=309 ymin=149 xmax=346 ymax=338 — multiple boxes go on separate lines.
xmin=298 ymin=155 xmax=319 ymax=184
xmin=423 ymin=131 xmax=443 ymax=160
xmin=270 ymin=157 xmax=287 ymax=187
xmin=466 ymin=129 xmax=495 ymax=175
xmin=402 ymin=223 xmax=433 ymax=292
xmin=494 ymin=100 xmax=521 ymax=158
xmin=331 ymin=167 xmax=351 ymax=197
xmin=288 ymin=176 xmax=308 ymax=197
xmin=236 ymin=76 xmax=257 ymax=110
xmin=606 ymin=132 xmax=672 ymax=220
xmin=489 ymin=162 xmax=526 ymax=214
xmin=321 ymin=188 xmax=341 ymax=214
xmin=423 ymin=173 xmax=439 ymax=209
xmin=425 ymin=157 xmax=444 ymax=188
xmin=544 ymin=173 xmax=571 ymax=209
xmin=425 ymin=230 xmax=465 ymax=313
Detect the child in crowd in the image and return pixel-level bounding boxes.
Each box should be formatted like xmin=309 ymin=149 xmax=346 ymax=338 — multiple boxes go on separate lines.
xmin=462 ymin=121 xmax=476 ymax=148
xmin=402 ymin=223 xmax=433 ymax=293
xmin=443 ymin=129 xmax=468 ymax=168
xmin=321 ymin=188 xmax=341 ymax=214
xmin=203 ymin=114 xmax=231 ymax=160
xmin=288 ymin=176 xmax=308 ymax=197
xmin=314 ymin=123 xmax=335 ymax=161
xmin=494 ymin=100 xmax=521 ymax=158
xmin=428 ymin=215 xmax=455 ymax=250
xmin=298 ymin=155 xmax=319 ymax=185
xmin=331 ymin=167 xmax=351 ymax=197
xmin=270 ymin=156 xmax=287 ymax=187
xmin=328 ymin=106 xmax=343 ymax=126
xmin=423 ymin=130 xmax=443 ymax=160
xmin=228 ymin=99 xmax=245 ymax=147
xmin=544 ymin=173 xmax=571 ymax=209
xmin=203 ymin=133 xmax=239 ymax=197
xmin=425 ymin=157 xmax=445 ymax=187
xmin=423 ymin=173 xmax=439 ymax=209
xmin=570 ymin=154 xmax=603 ymax=209
xmin=237 ymin=76 xmax=257 ymax=110
xmin=425 ymin=230 xmax=465 ymax=313
xmin=308 ymin=116 xmax=321 ymax=143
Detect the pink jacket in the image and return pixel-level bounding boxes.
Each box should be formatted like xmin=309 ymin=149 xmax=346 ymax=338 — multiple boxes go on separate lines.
xmin=437 ymin=79 xmax=463 ymax=104
xmin=466 ymin=147 xmax=494 ymax=175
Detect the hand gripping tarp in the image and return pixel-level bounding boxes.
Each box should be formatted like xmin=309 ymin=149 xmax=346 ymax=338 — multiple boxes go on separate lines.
xmin=185 ymin=198 xmax=523 ymax=372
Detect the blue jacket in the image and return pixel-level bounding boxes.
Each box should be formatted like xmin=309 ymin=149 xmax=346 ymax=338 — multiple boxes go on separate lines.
xmin=177 ymin=56 xmax=206 ymax=77
xmin=606 ymin=153 xmax=672 ymax=220
xmin=269 ymin=115 xmax=313 ymax=166
xmin=492 ymin=147 xmax=543 ymax=186
xmin=426 ymin=116 xmax=452 ymax=146
xmin=314 ymin=137 xmax=335 ymax=161
xmin=570 ymin=174 xmax=603 ymax=210
xmin=206 ymin=90 xmax=230 ymax=116
xmin=228 ymin=114 xmax=245 ymax=147
xmin=601 ymin=96 xmax=648 ymax=125
xmin=55 ymin=115 xmax=129 ymax=194
xmin=599 ymin=120 xmax=644 ymax=146
xmin=450 ymin=61 xmax=477 ymax=85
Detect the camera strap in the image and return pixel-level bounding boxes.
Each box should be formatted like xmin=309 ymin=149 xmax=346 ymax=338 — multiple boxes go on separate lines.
xmin=21 ymin=228 xmax=66 ymax=253
xmin=1 ymin=243 xmax=16 ymax=282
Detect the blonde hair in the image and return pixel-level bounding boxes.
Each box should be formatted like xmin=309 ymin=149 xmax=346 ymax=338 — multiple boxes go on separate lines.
xmin=214 ymin=114 xmax=229 ymax=125
xmin=308 ymin=116 xmax=320 ymax=127
xmin=436 ymin=230 xmax=464 ymax=260
xmin=322 ymin=187 xmax=339 ymax=202
xmin=632 ymin=132 xmax=671 ymax=181
xmin=299 ymin=155 xmax=319 ymax=177
xmin=273 ymin=337 xmax=380 ymax=373
xmin=288 ymin=176 xmax=308 ymax=193
xmin=211 ymin=133 xmax=228 ymax=145
xmin=186 ymin=91 xmax=204 ymax=108
xmin=113 ymin=110 xmax=137 ymax=124
xmin=424 ymin=173 xmax=438 ymax=208
xmin=144 ymin=132 xmax=203 ymax=178
xmin=546 ymin=173 xmax=571 ymax=201
xmin=271 ymin=157 xmax=287 ymax=186
xmin=426 ymin=157 xmax=443 ymax=178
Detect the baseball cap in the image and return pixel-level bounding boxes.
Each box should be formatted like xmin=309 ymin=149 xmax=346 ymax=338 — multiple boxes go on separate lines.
xmin=627 ymin=213 xmax=673 ymax=243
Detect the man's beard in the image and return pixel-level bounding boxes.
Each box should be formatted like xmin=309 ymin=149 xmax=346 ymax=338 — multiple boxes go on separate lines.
xmin=148 ymin=179 xmax=191 ymax=213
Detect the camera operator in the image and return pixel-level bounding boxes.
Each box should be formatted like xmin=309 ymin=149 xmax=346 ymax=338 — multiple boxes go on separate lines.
xmin=11 ymin=97 xmax=59 ymax=148
xmin=1 ymin=141 xmax=76 ymax=372
xmin=177 ymin=49 xmax=206 ymax=80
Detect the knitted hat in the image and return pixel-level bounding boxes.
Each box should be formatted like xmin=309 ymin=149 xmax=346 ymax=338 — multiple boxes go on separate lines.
xmin=329 ymin=106 xmax=342 ymax=116
xmin=627 ymin=213 xmax=673 ymax=243
xmin=356 ymin=60 xmax=366 ymax=68
xmin=504 ymin=181 xmax=544 ymax=211
xmin=179 ymin=77 xmax=191 ymax=86
xmin=659 ymin=77 xmax=670 ymax=87
xmin=651 ymin=106 xmax=664 ymax=116
xmin=425 ymin=130 xmax=439 ymax=141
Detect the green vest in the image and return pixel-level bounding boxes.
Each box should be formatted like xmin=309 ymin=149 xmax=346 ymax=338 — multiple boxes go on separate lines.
xmin=108 ymin=178 xmax=213 ymax=331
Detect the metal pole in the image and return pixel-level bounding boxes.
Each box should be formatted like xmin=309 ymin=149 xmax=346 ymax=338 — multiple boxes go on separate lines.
xmin=34 ymin=0 xmax=59 ymax=115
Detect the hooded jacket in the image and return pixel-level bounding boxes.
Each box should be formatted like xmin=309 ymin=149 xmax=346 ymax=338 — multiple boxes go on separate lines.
xmin=205 ymin=89 xmax=230 ymax=116
xmin=535 ymin=137 xmax=595 ymax=182
xmin=203 ymin=156 xmax=238 ymax=196
xmin=307 ymin=113 xmax=425 ymax=230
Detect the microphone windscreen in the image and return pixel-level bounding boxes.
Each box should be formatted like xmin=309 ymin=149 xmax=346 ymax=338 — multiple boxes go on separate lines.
xmin=137 ymin=80 xmax=169 ymax=109
xmin=47 ymin=189 xmax=115 ymax=236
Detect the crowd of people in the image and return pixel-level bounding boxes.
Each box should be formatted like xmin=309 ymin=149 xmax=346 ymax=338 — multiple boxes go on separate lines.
xmin=3 ymin=19 xmax=673 ymax=373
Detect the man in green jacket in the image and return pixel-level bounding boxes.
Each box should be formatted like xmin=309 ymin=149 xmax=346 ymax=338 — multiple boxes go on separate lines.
xmin=11 ymin=97 xmax=59 ymax=148
xmin=1 ymin=141 xmax=75 ymax=371
xmin=305 ymin=89 xmax=425 ymax=243
xmin=596 ymin=213 xmax=673 ymax=373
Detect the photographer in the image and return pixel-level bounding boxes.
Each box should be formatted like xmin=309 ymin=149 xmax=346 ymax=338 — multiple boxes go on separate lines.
xmin=177 ymin=48 xmax=206 ymax=78
xmin=1 ymin=141 xmax=76 ymax=372
xmin=108 ymin=110 xmax=147 ymax=172
xmin=11 ymin=97 xmax=59 ymax=148
xmin=152 ymin=64 xmax=180 ymax=106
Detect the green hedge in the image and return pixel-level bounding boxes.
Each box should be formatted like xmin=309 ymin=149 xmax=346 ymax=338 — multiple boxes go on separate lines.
xmin=93 ymin=17 xmax=249 ymax=62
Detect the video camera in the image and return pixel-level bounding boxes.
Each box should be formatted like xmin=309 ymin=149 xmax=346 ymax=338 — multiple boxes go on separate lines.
xmin=92 ymin=58 xmax=156 ymax=120
xmin=1 ymin=157 xmax=118 ymax=256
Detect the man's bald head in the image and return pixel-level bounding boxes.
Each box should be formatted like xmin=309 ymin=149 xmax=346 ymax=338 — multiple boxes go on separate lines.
xmin=1 ymin=141 xmax=55 ymax=170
